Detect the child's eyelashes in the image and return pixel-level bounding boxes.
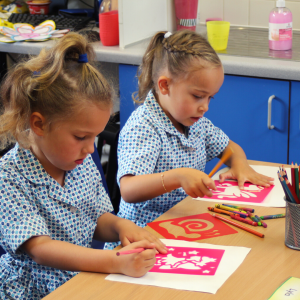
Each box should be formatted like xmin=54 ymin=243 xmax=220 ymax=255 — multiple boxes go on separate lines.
xmin=74 ymin=136 xmax=86 ymax=141
xmin=193 ymin=95 xmax=215 ymax=100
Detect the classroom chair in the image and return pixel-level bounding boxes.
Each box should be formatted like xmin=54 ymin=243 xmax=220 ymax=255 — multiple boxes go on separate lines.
xmin=96 ymin=111 xmax=121 ymax=214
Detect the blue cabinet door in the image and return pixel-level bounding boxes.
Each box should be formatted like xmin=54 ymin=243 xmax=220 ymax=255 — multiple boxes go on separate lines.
xmin=119 ymin=64 xmax=139 ymax=129
xmin=289 ymin=81 xmax=300 ymax=164
xmin=205 ymin=75 xmax=289 ymax=173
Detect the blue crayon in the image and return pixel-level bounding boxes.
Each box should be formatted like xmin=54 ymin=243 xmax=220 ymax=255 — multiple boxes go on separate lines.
xmin=260 ymin=213 xmax=286 ymax=220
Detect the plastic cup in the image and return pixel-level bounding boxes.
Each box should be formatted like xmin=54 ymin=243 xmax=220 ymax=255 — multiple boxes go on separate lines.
xmin=207 ymin=21 xmax=230 ymax=51
xmin=174 ymin=0 xmax=198 ymax=31
xmin=99 ymin=10 xmax=119 ymax=46
xmin=27 ymin=1 xmax=51 ymax=15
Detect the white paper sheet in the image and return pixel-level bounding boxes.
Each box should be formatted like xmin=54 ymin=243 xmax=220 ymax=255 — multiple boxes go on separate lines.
xmin=105 ymin=239 xmax=251 ymax=294
xmin=194 ymin=165 xmax=288 ymax=207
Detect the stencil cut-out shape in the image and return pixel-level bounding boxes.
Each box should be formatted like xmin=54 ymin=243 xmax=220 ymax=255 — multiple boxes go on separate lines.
xmin=201 ymin=180 xmax=274 ymax=203
xmin=147 ymin=213 xmax=237 ymax=241
xmin=150 ymin=246 xmax=225 ymax=275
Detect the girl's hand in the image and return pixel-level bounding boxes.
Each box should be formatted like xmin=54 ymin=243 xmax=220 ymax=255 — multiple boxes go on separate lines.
xmin=116 ymin=219 xmax=168 ymax=254
xmin=176 ymin=168 xmax=217 ymax=198
xmin=219 ymin=162 xmax=274 ymax=189
xmin=113 ymin=240 xmax=157 ymax=277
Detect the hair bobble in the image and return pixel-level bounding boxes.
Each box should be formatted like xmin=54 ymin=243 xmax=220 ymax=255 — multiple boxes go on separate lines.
xmin=164 ymin=32 xmax=172 ymax=39
xmin=32 ymin=71 xmax=41 ymax=78
xmin=78 ymin=53 xmax=88 ymax=63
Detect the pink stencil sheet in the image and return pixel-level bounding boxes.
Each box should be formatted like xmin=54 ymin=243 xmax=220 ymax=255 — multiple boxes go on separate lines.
xmin=202 ymin=180 xmax=274 ymax=203
xmin=149 ymin=246 xmax=225 ymax=276
xmin=147 ymin=213 xmax=237 ymax=241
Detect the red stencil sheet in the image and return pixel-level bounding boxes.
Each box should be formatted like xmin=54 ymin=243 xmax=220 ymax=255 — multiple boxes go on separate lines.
xmin=147 ymin=213 xmax=237 ymax=241
xmin=202 ymin=180 xmax=274 ymax=203
xmin=150 ymin=246 xmax=225 ymax=275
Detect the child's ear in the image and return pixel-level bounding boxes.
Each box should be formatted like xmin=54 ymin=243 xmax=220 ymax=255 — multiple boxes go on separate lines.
xmin=30 ymin=112 xmax=46 ymax=137
xmin=157 ymin=76 xmax=171 ymax=95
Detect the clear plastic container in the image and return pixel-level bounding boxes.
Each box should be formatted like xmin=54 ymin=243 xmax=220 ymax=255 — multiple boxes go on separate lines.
xmin=269 ymin=0 xmax=292 ymax=50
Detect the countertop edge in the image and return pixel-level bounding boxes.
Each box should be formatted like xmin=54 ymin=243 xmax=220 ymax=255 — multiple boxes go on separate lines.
xmin=0 ymin=39 xmax=299 ymax=81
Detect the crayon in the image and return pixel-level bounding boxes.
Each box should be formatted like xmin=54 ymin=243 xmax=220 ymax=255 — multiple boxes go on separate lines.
xmin=295 ymin=164 xmax=300 ymax=200
xmin=281 ymin=176 xmax=297 ymax=204
xmin=212 ymin=214 xmax=264 ymax=238
xmin=252 ymin=215 xmax=262 ymax=226
xmin=230 ymin=214 xmax=258 ymax=226
xmin=230 ymin=210 xmax=248 ymax=218
xmin=255 ymin=215 xmax=267 ymax=228
xmin=285 ymin=178 xmax=300 ymax=204
xmin=260 ymin=213 xmax=286 ymax=220
xmin=208 ymin=207 xmax=234 ymax=216
xmin=215 ymin=204 xmax=247 ymax=214
xmin=248 ymin=213 xmax=261 ymax=226
xmin=208 ymin=147 xmax=234 ymax=178
xmin=116 ymin=248 xmax=145 ymax=256
xmin=222 ymin=204 xmax=255 ymax=213
xmin=278 ymin=172 xmax=290 ymax=202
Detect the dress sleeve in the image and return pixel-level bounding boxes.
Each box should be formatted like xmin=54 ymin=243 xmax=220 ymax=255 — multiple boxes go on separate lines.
xmin=0 ymin=173 xmax=49 ymax=254
xmin=117 ymin=123 xmax=161 ymax=184
xmin=203 ymin=118 xmax=230 ymax=162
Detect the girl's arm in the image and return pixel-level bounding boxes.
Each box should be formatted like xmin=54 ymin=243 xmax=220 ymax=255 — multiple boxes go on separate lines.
xmin=93 ymin=212 xmax=168 ymax=254
xmin=219 ymin=140 xmax=274 ymax=188
xmin=21 ymin=235 xmax=156 ymax=277
xmin=120 ymin=168 xmax=216 ymax=203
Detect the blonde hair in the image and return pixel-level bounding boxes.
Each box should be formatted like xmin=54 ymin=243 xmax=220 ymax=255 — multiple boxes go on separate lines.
xmin=134 ymin=30 xmax=222 ymax=103
xmin=0 ymin=32 xmax=113 ymax=150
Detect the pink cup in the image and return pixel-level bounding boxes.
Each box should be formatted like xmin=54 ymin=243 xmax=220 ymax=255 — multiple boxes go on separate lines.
xmin=174 ymin=0 xmax=198 ymax=31
xmin=99 ymin=10 xmax=119 ymax=46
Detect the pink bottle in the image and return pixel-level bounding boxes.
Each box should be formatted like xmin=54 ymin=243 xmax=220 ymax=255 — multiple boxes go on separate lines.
xmin=269 ymin=0 xmax=292 ymax=50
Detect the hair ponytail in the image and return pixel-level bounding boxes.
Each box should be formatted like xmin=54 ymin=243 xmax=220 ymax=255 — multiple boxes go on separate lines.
xmin=0 ymin=32 xmax=113 ymax=150
xmin=133 ymin=31 xmax=165 ymax=103
xmin=134 ymin=30 xmax=222 ymax=103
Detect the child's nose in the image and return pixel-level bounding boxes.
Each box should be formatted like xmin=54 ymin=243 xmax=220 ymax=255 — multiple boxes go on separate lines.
xmin=84 ymin=141 xmax=95 ymax=154
xmin=199 ymin=99 xmax=210 ymax=112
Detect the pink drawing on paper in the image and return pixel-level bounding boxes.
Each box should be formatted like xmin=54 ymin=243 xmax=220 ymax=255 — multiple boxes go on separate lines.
xmin=149 ymin=246 xmax=224 ymax=275
xmin=202 ymin=180 xmax=274 ymax=203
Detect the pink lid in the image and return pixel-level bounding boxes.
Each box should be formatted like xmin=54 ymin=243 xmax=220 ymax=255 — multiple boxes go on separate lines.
xmin=206 ymin=18 xmax=222 ymax=23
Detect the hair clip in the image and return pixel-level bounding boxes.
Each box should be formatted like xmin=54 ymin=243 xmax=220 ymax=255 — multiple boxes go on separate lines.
xmin=164 ymin=32 xmax=172 ymax=39
xmin=78 ymin=53 xmax=88 ymax=63
xmin=32 ymin=71 xmax=40 ymax=78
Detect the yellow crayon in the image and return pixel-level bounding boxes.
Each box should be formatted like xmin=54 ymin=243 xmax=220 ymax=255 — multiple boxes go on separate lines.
xmin=215 ymin=204 xmax=247 ymax=214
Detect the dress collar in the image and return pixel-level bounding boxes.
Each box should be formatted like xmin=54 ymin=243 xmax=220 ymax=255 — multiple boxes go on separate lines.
xmin=143 ymin=91 xmax=201 ymax=148
xmin=13 ymin=144 xmax=78 ymax=186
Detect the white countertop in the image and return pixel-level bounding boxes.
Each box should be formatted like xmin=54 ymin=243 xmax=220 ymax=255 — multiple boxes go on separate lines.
xmin=0 ymin=28 xmax=299 ymax=81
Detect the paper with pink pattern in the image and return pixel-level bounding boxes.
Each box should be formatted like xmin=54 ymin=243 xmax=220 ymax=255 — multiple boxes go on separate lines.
xmin=150 ymin=246 xmax=224 ymax=275
xmin=106 ymin=239 xmax=251 ymax=294
xmin=202 ymin=180 xmax=274 ymax=203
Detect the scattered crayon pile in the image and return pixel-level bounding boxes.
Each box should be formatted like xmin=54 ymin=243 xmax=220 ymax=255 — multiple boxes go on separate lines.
xmin=278 ymin=164 xmax=300 ymax=204
xmin=208 ymin=203 xmax=285 ymax=238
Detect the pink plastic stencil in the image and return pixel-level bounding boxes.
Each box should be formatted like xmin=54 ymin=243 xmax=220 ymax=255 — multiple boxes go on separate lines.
xmin=149 ymin=246 xmax=225 ymax=275
xmin=147 ymin=213 xmax=237 ymax=241
xmin=203 ymin=180 xmax=274 ymax=203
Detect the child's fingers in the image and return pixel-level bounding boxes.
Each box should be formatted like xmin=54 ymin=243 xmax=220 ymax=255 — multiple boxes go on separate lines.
xmin=120 ymin=236 xmax=130 ymax=247
xmin=219 ymin=171 xmax=234 ymax=183
xmin=141 ymin=248 xmax=157 ymax=260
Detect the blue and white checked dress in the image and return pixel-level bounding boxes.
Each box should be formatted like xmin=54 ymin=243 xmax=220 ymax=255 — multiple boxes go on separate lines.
xmin=104 ymin=90 xmax=229 ymax=250
xmin=0 ymin=144 xmax=113 ymax=299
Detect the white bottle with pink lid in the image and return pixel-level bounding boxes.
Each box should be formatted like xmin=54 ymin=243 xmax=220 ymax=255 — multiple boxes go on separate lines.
xmin=269 ymin=0 xmax=292 ymax=50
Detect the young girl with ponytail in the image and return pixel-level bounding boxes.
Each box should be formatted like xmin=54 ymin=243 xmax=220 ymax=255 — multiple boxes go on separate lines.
xmin=0 ymin=32 xmax=167 ymax=299
xmin=105 ymin=30 xmax=274 ymax=251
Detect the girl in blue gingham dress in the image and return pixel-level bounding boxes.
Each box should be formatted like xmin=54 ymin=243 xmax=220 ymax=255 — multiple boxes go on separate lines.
xmin=0 ymin=32 xmax=166 ymax=300
xmin=105 ymin=30 xmax=274 ymax=250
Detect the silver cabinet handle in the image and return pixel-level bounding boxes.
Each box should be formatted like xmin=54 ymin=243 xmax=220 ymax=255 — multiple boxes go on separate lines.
xmin=268 ymin=95 xmax=275 ymax=130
